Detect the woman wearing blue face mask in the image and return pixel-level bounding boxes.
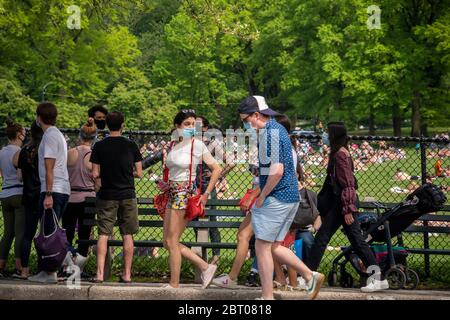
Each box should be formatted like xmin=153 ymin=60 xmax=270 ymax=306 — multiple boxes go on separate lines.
xmin=162 ymin=110 xmax=222 ymax=289
xmin=322 ymin=132 xmax=330 ymax=147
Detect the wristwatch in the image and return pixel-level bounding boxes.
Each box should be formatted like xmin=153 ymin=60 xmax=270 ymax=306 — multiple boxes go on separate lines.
xmin=45 ymin=191 xmax=53 ymax=197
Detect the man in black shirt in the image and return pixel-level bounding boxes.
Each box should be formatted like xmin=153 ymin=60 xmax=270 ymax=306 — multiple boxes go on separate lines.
xmin=90 ymin=111 xmax=142 ymax=283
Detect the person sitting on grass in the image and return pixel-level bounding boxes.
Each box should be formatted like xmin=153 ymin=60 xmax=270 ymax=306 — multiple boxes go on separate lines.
xmin=394 ymin=168 xmax=411 ymax=181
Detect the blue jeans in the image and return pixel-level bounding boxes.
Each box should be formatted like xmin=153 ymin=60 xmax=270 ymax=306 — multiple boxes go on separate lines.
xmin=295 ymin=230 xmax=315 ymax=261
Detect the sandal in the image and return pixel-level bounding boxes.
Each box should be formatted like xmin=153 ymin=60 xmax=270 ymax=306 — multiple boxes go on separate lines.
xmin=119 ymin=277 xmax=132 ymax=284
xmin=89 ymin=278 xmax=104 ymax=283
xmin=273 ymin=281 xmax=285 ymax=290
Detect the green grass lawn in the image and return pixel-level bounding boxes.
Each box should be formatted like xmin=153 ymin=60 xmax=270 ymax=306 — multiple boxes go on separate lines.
xmin=349 ymin=127 xmax=449 ymax=137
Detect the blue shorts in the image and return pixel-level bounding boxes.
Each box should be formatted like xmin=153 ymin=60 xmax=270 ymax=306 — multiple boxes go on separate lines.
xmin=251 ymin=197 xmax=299 ymax=242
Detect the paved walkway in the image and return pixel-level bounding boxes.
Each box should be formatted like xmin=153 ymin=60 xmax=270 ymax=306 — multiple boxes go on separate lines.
xmin=1 ymin=280 xmax=449 ymax=300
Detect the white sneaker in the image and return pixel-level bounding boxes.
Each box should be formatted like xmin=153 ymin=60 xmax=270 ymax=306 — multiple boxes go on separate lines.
xmin=361 ymin=278 xmax=389 ymax=292
xmin=74 ymin=253 xmax=88 ymax=271
xmin=201 ymin=264 xmax=217 ymax=289
xmin=28 ymin=271 xmax=57 ymax=284
xmin=212 ymin=273 xmax=238 ymax=289
xmin=297 ymin=276 xmax=308 ymax=290
xmin=306 ymin=272 xmax=325 ymax=300
xmin=162 ymin=284 xmax=177 ymax=289
xmin=62 ymin=251 xmax=74 ymax=267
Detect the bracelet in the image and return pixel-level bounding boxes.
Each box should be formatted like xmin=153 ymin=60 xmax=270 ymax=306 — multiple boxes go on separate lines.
xmin=204 ymin=191 xmax=211 ymax=196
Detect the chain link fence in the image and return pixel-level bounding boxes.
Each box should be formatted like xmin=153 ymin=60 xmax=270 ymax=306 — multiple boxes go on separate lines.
xmin=1 ymin=129 xmax=449 ymax=286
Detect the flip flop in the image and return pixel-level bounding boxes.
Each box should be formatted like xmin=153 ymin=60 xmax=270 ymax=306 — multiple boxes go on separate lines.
xmin=89 ymin=278 xmax=103 ymax=283
xmin=119 ymin=277 xmax=132 ymax=284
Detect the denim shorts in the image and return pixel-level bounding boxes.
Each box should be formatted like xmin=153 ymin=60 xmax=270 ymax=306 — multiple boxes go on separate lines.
xmin=251 ymin=196 xmax=299 ymax=242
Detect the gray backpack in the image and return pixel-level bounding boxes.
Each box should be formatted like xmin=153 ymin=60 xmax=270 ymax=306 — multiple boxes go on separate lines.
xmin=291 ymin=188 xmax=320 ymax=229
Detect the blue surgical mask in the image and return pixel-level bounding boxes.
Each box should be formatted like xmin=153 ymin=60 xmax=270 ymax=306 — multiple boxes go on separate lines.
xmin=247 ymin=127 xmax=257 ymax=140
xmin=322 ymin=132 xmax=330 ymax=146
xmin=183 ymin=128 xmax=196 ymax=138
xmin=244 ymin=121 xmax=257 ymax=131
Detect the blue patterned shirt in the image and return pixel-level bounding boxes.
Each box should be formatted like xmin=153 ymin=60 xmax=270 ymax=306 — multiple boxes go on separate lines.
xmin=258 ymin=119 xmax=300 ymax=203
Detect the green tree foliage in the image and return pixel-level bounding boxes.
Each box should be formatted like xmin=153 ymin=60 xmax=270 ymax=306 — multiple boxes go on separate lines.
xmin=0 ymin=0 xmax=148 ymax=128
xmin=107 ymin=74 xmax=177 ymax=131
xmin=0 ymin=79 xmax=36 ymax=126
xmin=0 ymin=0 xmax=448 ymax=134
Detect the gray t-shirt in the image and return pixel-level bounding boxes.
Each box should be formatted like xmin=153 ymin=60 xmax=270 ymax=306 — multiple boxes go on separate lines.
xmin=38 ymin=126 xmax=70 ymax=195
xmin=0 ymin=144 xmax=23 ymax=199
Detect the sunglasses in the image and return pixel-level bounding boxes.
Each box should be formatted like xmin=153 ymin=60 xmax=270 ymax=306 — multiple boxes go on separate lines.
xmin=241 ymin=113 xmax=255 ymax=122
xmin=182 ymin=109 xmax=196 ymax=114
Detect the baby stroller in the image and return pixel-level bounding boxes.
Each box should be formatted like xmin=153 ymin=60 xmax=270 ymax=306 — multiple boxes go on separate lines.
xmin=328 ymin=183 xmax=447 ymax=290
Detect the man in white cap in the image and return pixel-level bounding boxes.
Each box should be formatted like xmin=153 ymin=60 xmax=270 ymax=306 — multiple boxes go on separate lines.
xmin=237 ymin=96 xmax=324 ymax=300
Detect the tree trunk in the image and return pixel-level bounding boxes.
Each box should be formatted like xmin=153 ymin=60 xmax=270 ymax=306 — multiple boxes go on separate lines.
xmin=421 ymin=123 xmax=429 ymax=137
xmin=248 ymin=74 xmax=258 ymax=95
xmin=410 ymin=92 xmax=421 ymax=137
xmin=368 ymin=105 xmax=376 ymax=135
xmin=392 ymin=104 xmax=402 ymax=137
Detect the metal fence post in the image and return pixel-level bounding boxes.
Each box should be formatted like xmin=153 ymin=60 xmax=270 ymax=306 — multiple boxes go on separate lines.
xmin=420 ymin=135 xmax=430 ymax=278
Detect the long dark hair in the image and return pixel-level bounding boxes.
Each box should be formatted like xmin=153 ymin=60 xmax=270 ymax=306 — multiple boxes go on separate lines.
xmin=26 ymin=120 xmax=44 ymax=166
xmin=327 ymin=122 xmax=350 ymax=173
xmin=274 ymin=114 xmax=297 ymax=149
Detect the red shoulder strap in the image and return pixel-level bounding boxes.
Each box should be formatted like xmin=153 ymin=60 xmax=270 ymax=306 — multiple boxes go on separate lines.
xmin=188 ymin=139 xmax=195 ymax=187
xmin=163 ymin=141 xmax=176 ymax=183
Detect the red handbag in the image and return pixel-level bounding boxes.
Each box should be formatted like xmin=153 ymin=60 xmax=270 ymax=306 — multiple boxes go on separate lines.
xmin=185 ymin=139 xmax=206 ymax=221
xmin=239 ymin=189 xmax=257 ymax=214
xmin=154 ymin=141 xmax=175 ymax=219
xmin=154 ymin=192 xmax=168 ymax=219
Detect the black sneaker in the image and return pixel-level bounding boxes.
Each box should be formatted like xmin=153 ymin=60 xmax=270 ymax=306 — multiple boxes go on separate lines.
xmin=57 ymin=269 xmax=72 ymax=281
xmin=245 ymin=271 xmax=260 ymax=287
xmin=11 ymin=269 xmax=27 ymax=280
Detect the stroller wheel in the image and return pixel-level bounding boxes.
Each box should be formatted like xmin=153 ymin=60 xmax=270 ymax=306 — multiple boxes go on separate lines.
xmin=404 ymin=269 xmax=419 ymax=290
xmin=339 ymin=271 xmax=354 ymax=288
xmin=385 ymin=267 xmax=406 ymax=290
xmin=328 ymin=271 xmax=338 ymax=287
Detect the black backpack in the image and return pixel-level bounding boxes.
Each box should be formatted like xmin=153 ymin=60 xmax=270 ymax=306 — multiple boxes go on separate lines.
xmin=291 ymin=188 xmax=320 ymax=229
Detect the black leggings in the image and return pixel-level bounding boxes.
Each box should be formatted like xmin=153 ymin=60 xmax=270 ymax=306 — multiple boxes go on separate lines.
xmin=306 ymin=201 xmax=378 ymax=273
xmin=21 ymin=202 xmax=40 ymax=268
xmin=62 ymin=202 xmax=93 ymax=257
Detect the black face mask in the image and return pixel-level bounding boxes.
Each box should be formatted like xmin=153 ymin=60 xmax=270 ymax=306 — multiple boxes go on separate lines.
xmin=95 ymin=119 xmax=106 ymax=130
xmin=18 ymin=133 xmax=28 ymax=146
xmin=21 ymin=136 xmax=30 ymax=146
